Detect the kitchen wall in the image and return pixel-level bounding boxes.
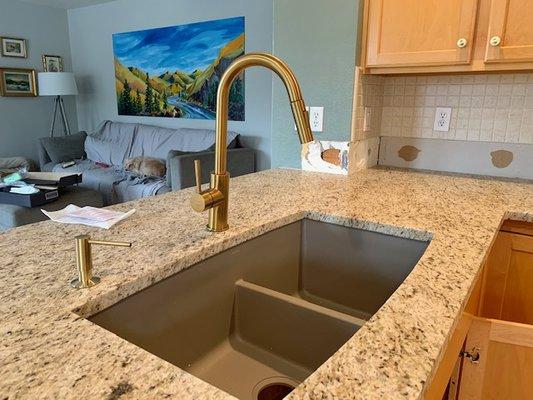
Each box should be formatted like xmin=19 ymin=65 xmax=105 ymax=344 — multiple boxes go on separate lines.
xmin=377 ymin=73 xmax=533 ymax=179
xmin=271 ymin=0 xmax=360 ymax=168
xmin=0 ymin=0 xmax=77 ymax=164
xmin=67 ymin=0 xmax=273 ymax=171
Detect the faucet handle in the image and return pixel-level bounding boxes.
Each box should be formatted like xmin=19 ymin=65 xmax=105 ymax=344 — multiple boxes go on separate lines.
xmin=194 ymin=159 xmax=202 ymax=193
xmin=88 ymin=238 xmax=132 ymax=248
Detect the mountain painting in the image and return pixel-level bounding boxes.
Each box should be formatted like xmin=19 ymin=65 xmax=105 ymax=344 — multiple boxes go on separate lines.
xmin=112 ymin=16 xmax=245 ymax=120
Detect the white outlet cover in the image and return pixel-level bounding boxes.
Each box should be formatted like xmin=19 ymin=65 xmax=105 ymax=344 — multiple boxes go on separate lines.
xmin=433 ymin=107 xmax=452 ymax=132
xmin=309 ymin=106 xmax=324 ymax=132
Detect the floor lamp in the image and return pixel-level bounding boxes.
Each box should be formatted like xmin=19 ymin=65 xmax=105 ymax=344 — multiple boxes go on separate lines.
xmin=38 ymin=72 xmax=78 ymax=137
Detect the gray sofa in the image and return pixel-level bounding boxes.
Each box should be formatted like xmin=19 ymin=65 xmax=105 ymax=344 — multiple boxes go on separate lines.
xmin=37 ymin=121 xmax=255 ymax=205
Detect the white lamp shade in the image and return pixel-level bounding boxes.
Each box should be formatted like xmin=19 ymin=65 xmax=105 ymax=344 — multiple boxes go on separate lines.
xmin=38 ymin=72 xmax=78 ymax=96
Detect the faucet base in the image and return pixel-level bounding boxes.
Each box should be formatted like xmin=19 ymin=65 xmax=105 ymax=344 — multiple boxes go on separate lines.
xmin=206 ymin=224 xmax=229 ymax=233
xmin=70 ymin=276 xmax=101 ymax=289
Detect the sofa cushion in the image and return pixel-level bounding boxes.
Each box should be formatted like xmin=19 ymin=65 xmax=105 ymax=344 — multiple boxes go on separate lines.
xmin=84 ymin=120 xmax=136 ymax=166
xmin=97 ymin=120 xmax=138 ymax=141
xmin=129 ymin=125 xmax=239 ymax=160
xmin=41 ymin=161 xmax=56 ymax=172
xmin=85 ymin=135 xmax=134 ymax=166
xmin=0 ymin=157 xmax=34 ymax=172
xmin=40 ymin=131 xmax=87 ymax=164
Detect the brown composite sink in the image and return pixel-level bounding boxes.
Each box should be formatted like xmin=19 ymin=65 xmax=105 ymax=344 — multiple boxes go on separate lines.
xmin=89 ymin=219 xmax=429 ymax=400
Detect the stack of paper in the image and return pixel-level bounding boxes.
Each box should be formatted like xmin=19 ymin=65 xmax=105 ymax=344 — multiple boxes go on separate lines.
xmin=42 ymin=205 xmax=135 ymax=229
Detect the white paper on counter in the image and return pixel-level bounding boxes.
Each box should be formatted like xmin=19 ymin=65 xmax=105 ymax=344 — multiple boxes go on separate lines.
xmin=42 ymin=205 xmax=135 ymax=229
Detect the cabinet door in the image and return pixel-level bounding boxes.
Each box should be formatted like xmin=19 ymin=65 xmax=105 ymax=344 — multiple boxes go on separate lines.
xmin=458 ymin=318 xmax=533 ymax=400
xmin=364 ymin=0 xmax=479 ymax=67
xmin=485 ymin=0 xmax=533 ymax=62
xmin=480 ymin=232 xmax=533 ymax=325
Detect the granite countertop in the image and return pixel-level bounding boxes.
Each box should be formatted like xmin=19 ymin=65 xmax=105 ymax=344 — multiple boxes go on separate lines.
xmin=1 ymin=168 xmax=532 ymax=400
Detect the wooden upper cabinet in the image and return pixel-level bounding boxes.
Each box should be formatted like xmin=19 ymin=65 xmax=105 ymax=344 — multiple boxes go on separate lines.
xmin=362 ymin=0 xmax=533 ymax=73
xmin=365 ymin=0 xmax=479 ymax=67
xmin=485 ymin=0 xmax=533 ymax=63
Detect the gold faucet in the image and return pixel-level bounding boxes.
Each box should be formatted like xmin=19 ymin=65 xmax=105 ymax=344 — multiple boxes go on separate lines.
xmin=190 ymin=53 xmax=314 ymax=232
xmin=70 ymin=235 xmax=132 ymax=289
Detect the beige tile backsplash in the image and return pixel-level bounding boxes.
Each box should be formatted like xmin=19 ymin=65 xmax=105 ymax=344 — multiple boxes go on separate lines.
xmin=379 ymin=73 xmax=533 ymax=144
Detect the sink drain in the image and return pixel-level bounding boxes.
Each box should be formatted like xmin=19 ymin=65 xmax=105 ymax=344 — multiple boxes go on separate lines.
xmin=252 ymin=376 xmax=299 ymax=400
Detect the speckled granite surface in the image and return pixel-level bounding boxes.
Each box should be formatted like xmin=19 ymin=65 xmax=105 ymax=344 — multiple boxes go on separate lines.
xmin=1 ymin=168 xmax=532 ymax=400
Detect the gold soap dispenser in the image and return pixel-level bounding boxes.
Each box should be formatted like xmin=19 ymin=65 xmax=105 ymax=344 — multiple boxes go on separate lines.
xmin=70 ymin=235 xmax=132 ymax=289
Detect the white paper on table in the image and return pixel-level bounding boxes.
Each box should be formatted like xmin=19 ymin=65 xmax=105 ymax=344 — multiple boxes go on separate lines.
xmin=42 ymin=205 xmax=135 ymax=229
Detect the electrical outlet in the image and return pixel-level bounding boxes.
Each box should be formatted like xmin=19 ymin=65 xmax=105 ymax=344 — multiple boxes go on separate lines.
xmin=363 ymin=107 xmax=371 ymax=132
xmin=433 ymin=107 xmax=452 ymax=132
xmin=309 ymin=106 xmax=324 ymax=132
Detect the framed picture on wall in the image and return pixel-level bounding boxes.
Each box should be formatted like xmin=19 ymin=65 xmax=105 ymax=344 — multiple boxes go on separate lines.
xmin=42 ymin=54 xmax=63 ymax=72
xmin=0 ymin=68 xmax=37 ymax=97
xmin=112 ymin=16 xmax=245 ymax=120
xmin=1 ymin=37 xmax=27 ymax=58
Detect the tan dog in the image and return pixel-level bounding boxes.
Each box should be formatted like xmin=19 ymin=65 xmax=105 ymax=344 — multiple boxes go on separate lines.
xmin=124 ymin=157 xmax=166 ymax=178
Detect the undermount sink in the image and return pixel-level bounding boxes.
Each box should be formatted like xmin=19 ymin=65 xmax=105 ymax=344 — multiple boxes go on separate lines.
xmin=89 ymin=219 xmax=429 ymax=400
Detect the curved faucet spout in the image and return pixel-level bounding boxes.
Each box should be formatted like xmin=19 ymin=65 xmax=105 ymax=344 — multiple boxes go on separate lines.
xmin=215 ymin=53 xmax=314 ymax=175
xmin=190 ymin=53 xmax=314 ymax=232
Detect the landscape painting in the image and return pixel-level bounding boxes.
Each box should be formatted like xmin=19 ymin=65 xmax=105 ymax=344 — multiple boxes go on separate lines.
xmin=0 ymin=69 xmax=36 ymax=97
xmin=113 ymin=16 xmax=245 ymax=120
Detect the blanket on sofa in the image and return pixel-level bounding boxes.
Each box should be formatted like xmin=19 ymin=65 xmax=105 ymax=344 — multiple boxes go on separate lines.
xmin=53 ymin=160 xmax=167 ymax=205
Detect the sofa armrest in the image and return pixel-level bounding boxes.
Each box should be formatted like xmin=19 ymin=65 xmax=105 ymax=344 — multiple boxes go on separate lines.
xmin=37 ymin=138 xmax=52 ymax=171
xmin=167 ymin=148 xmax=255 ymax=191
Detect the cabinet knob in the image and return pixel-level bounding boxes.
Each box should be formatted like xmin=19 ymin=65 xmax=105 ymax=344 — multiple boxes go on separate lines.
xmin=457 ymin=38 xmax=468 ymax=48
xmin=490 ymin=36 xmax=501 ymax=46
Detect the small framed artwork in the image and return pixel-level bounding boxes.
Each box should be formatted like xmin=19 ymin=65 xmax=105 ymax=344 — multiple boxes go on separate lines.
xmin=1 ymin=37 xmax=27 ymax=58
xmin=42 ymin=54 xmax=63 ymax=72
xmin=0 ymin=68 xmax=37 ymax=97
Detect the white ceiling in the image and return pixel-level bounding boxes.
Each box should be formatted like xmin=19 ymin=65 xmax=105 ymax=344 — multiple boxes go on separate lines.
xmin=18 ymin=0 xmax=116 ymax=9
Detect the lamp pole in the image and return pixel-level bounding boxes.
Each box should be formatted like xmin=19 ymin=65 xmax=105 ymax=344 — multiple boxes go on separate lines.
xmin=38 ymin=72 xmax=77 ymax=137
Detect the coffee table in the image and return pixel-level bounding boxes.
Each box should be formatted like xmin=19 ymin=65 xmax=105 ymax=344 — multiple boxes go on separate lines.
xmin=0 ymin=186 xmax=104 ymax=231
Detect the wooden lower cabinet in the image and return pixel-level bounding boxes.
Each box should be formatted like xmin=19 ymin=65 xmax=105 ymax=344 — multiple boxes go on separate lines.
xmin=480 ymin=229 xmax=533 ymax=325
xmin=425 ymin=220 xmax=533 ymax=400
xmin=459 ymin=318 xmax=533 ymax=399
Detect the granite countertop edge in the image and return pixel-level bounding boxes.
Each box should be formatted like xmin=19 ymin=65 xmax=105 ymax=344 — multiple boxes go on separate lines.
xmin=1 ymin=168 xmax=532 ymax=400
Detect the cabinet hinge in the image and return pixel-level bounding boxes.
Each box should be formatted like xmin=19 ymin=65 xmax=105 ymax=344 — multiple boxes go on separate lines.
xmin=460 ymin=347 xmax=480 ymax=364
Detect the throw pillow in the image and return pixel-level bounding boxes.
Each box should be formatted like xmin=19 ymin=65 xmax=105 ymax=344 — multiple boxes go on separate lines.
xmin=41 ymin=131 xmax=87 ymax=164
xmin=124 ymin=157 xmax=166 ymax=178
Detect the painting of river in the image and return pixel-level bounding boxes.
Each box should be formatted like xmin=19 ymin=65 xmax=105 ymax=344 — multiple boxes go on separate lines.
xmin=112 ymin=16 xmax=245 ymax=120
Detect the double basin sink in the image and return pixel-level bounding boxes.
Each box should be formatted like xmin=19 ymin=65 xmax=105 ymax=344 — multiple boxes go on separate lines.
xmin=89 ymin=219 xmax=429 ymax=400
